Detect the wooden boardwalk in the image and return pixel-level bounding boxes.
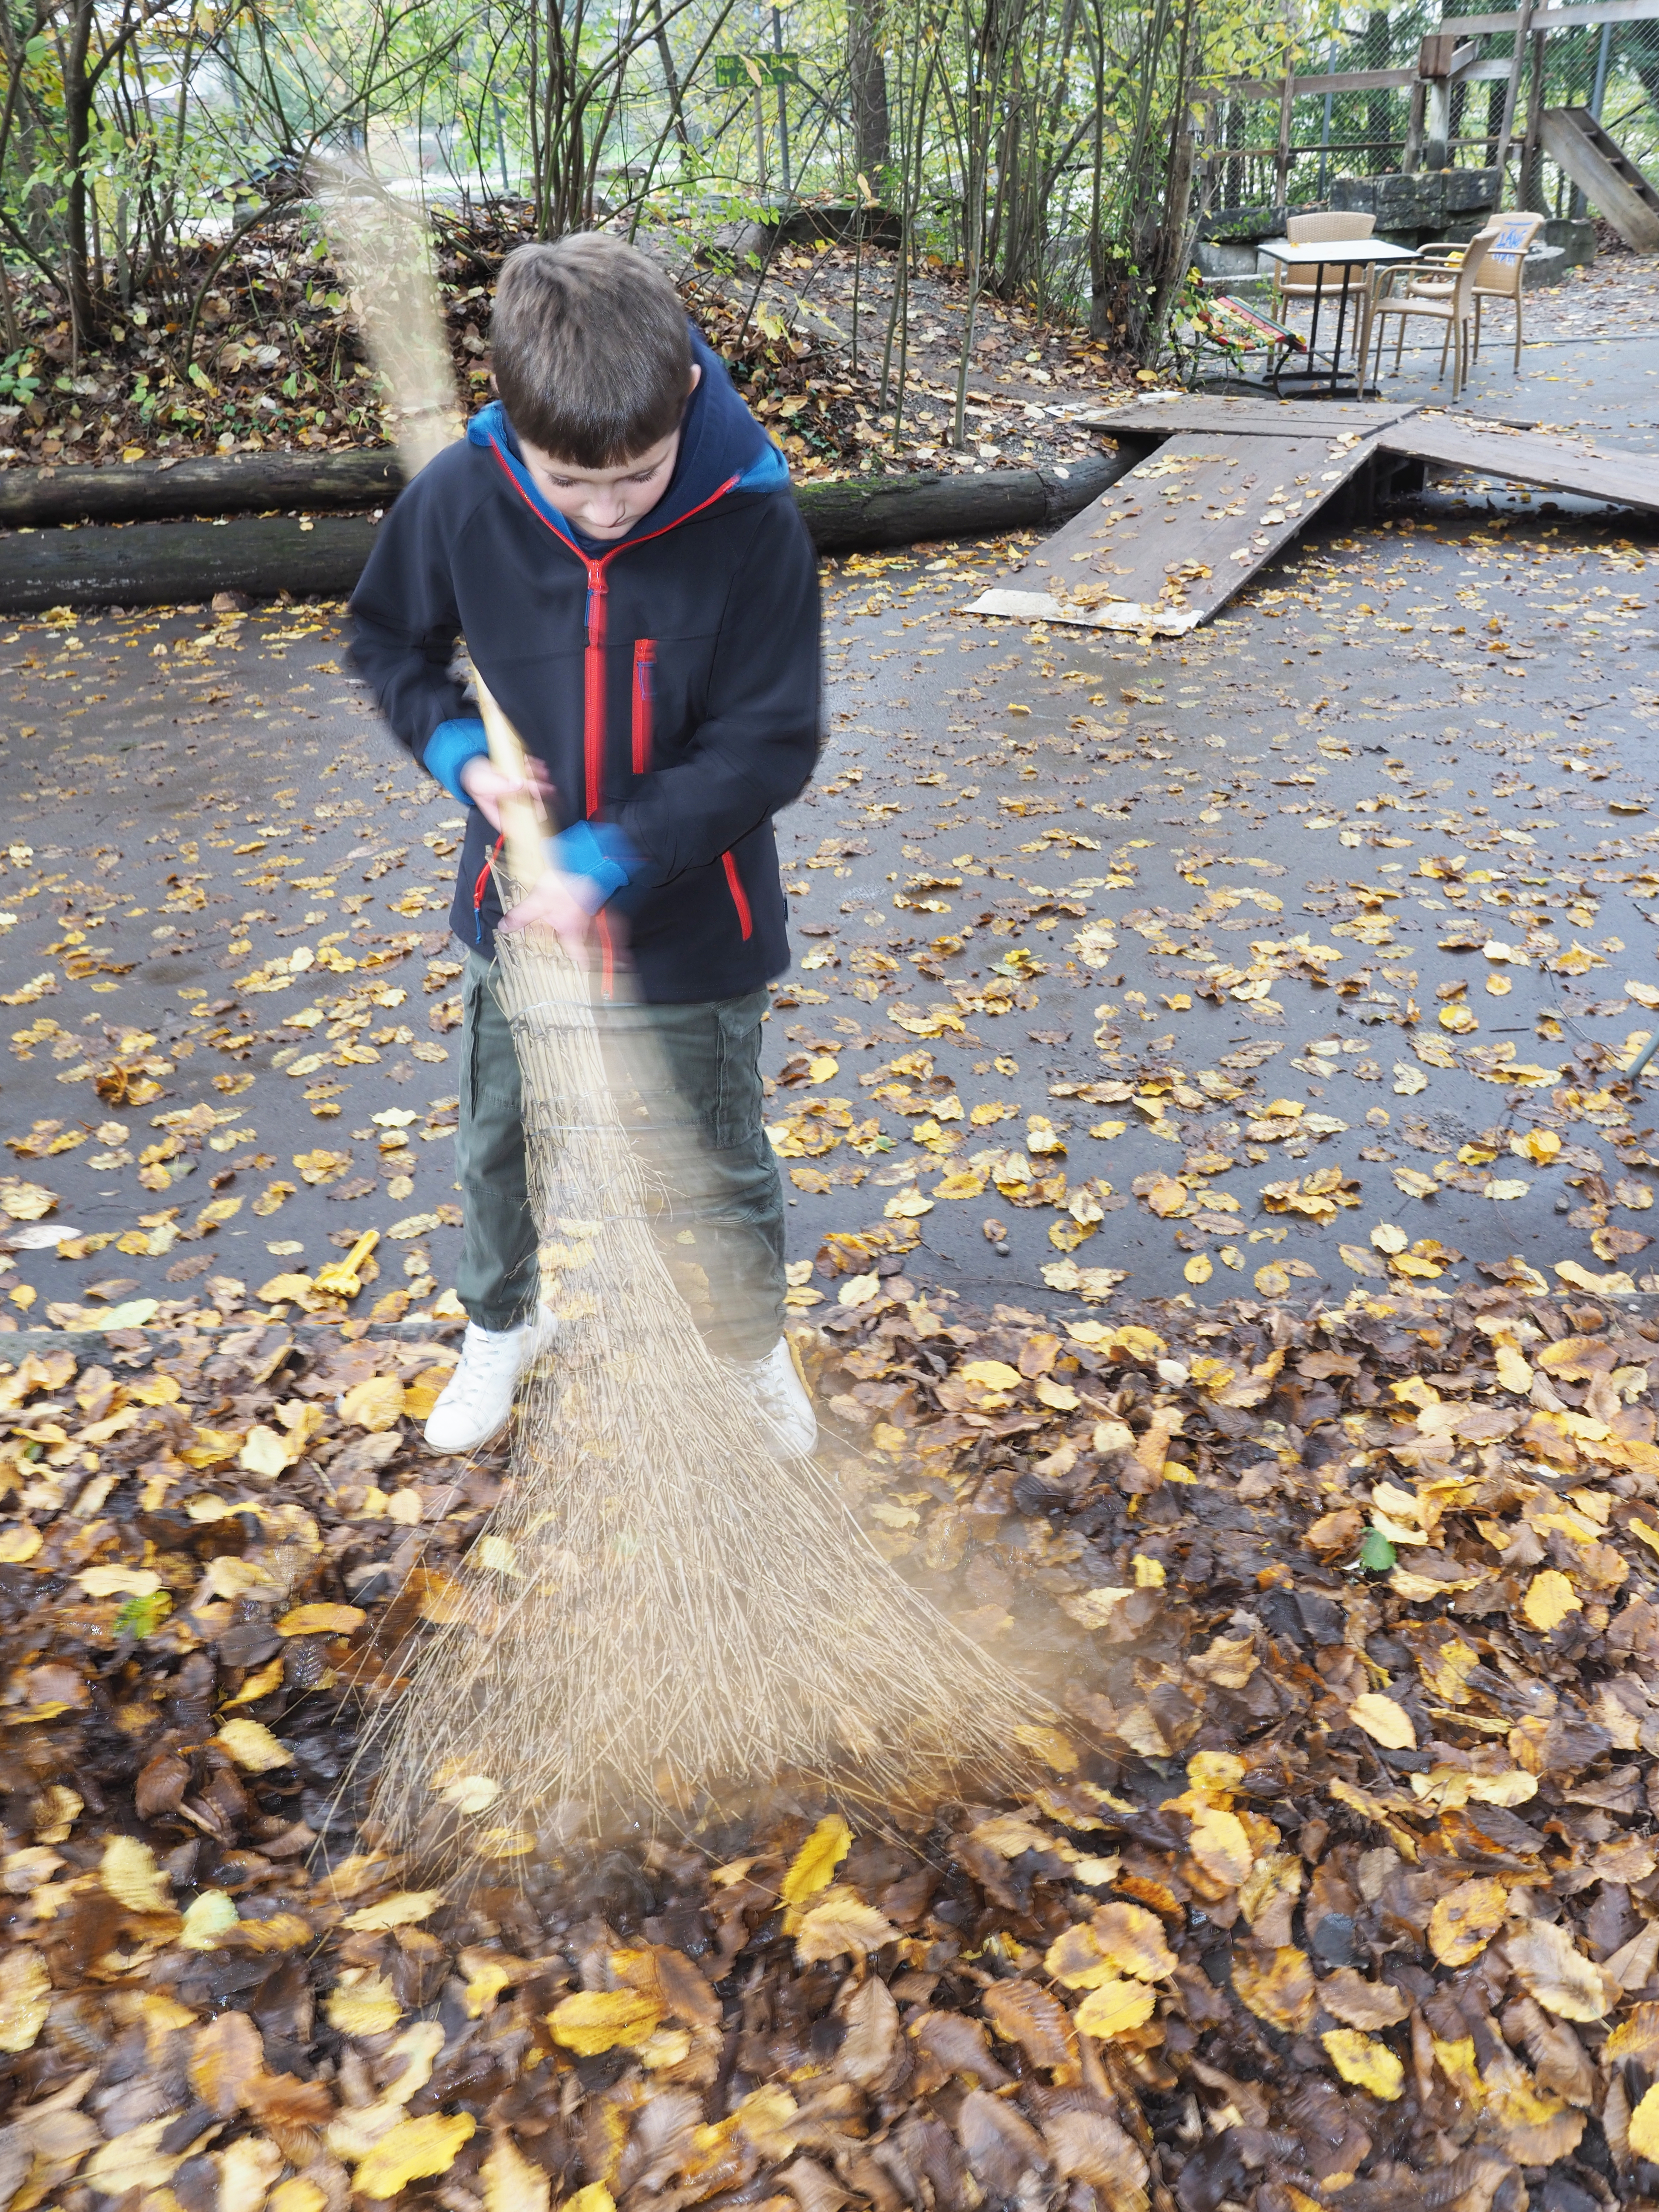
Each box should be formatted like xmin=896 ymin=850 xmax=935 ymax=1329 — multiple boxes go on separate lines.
xmin=965 ymin=395 xmax=1659 ymax=636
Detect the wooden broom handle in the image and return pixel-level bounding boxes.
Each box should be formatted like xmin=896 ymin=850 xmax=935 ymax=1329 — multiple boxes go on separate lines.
xmin=471 ymin=668 xmax=550 ymax=891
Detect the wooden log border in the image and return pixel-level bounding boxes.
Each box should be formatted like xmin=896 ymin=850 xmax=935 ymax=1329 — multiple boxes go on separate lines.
xmin=0 ymin=454 xmax=1134 ymax=611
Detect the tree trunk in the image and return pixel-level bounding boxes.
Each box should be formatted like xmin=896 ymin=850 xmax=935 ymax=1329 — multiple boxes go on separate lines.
xmin=847 ymin=0 xmax=891 ymax=183
xmin=0 ymin=457 xmax=1131 ymax=609
xmin=0 ymin=448 xmax=403 ymax=528
xmin=62 ymin=0 xmax=98 ymax=349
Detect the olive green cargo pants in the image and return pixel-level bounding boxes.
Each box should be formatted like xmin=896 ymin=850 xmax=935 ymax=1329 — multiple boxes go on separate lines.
xmin=452 ymin=950 xmax=787 ymax=1357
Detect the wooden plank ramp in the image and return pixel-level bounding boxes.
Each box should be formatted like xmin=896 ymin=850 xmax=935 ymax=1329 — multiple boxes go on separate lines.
xmin=964 ymin=393 xmax=1659 ymax=637
xmin=963 ymin=425 xmax=1380 ymax=634
xmin=1079 ymin=395 xmax=1417 ymax=441
xmin=1380 ymin=415 xmax=1659 ymax=510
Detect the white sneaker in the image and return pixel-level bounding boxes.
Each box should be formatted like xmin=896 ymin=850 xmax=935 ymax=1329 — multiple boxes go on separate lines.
xmin=726 ymin=1338 xmax=818 ymax=1456
xmin=424 ymin=1307 xmax=556 ymax=1455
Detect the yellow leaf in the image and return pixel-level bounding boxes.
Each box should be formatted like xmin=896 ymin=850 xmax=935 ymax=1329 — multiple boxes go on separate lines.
xmin=563 ymin=2189 xmax=617 ymax=2212
xmin=959 ymin=1359 xmax=1020 ymax=1391
xmin=795 ymin=1895 xmax=900 ymax=1962
xmin=465 ymin=1962 xmax=514 ymax=2017
xmin=1232 ymin=1946 xmax=1318 ymax=2034
xmin=0 ymin=1525 xmax=42 ymax=1563
xmin=1089 ymin=1901 xmax=1177 ymax=1981
xmin=1188 ymin=1803 xmax=1254 ymax=1889
xmin=180 ymin=1890 xmax=240 ymax=1950
xmin=1349 ymin=1694 xmax=1417 ymax=1751
xmin=341 ymin=1375 xmax=407 ymax=1431
xmin=1013 ymin=1722 xmax=1078 ymax=1773
xmin=341 ymin=1888 xmax=445 ymax=1932
xmin=204 ymin=1556 xmax=277 ymax=1601
xmin=1254 ymin=1263 xmax=1290 ymax=1298
xmin=101 ymin=1834 xmax=172 ymax=1913
xmin=212 ymin=1717 xmax=294 ymax=1772
xmin=1320 ymin=2028 xmax=1404 ymax=2101
xmin=277 ymin=1603 xmax=365 ymax=1637
xmin=77 ymin=1564 xmax=163 ymax=1599
xmin=1522 ymin=1569 xmax=1580 ymax=1632
xmin=239 ymin=1425 xmax=293 ymax=1477
xmin=326 ymin=1972 xmax=403 ymax=2036
xmin=1072 ymin=1979 xmax=1157 ymax=2039
xmin=0 ymin=1949 xmax=51 ymax=2052
xmin=1629 ymin=2084 xmax=1659 ymax=2163
xmin=780 ymin=1813 xmax=853 ymax=1907
xmin=355 ymin=2112 xmax=476 ymax=2199
xmin=1505 ymin=1918 xmax=1614 ymax=2021
xmin=1428 ymin=1877 xmax=1508 ymax=1968
xmin=219 ymin=2136 xmax=284 ymax=2212
xmin=1495 ymin=1343 xmax=1533 ymax=1392
xmin=482 ymin=2131 xmax=550 ymax=2212
xmin=271 ymin=2181 xmax=326 ymax=2212
xmin=549 ymin=1989 xmax=665 ymax=2055
xmin=435 ymin=1774 xmax=501 ymax=1815
xmin=83 ymin=2116 xmax=188 ymax=2195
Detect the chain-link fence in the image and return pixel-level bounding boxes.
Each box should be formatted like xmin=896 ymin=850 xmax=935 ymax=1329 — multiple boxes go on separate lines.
xmin=1208 ymin=5 xmax=1659 ymax=221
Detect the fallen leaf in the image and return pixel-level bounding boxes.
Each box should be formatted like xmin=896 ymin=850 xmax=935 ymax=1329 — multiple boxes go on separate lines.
xmin=354 ymin=2112 xmax=477 ymax=2199
xmin=548 ymin=1989 xmax=665 ymax=2054
xmin=1428 ymin=1877 xmax=1509 ymax=1968
xmin=1349 ymin=1693 xmax=1417 ymax=1751
xmin=1320 ymin=2027 xmax=1404 ymax=2101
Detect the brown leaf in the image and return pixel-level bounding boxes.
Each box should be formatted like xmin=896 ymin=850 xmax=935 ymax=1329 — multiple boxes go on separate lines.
xmin=981 ymin=1979 xmax=1074 ymax=2072
xmin=1317 ymin=1968 xmax=1410 ymax=2032
xmin=1040 ymin=2108 xmax=1148 ymax=2212
xmin=1232 ymin=1946 xmax=1318 ymax=2034
xmin=1504 ymin=1919 xmax=1615 ymax=2022
xmin=955 ymin=2088 xmax=1049 ymax=2200
xmin=911 ymin=2011 xmax=1013 ymax=2087
xmin=835 ymin=1973 xmax=901 ymax=2090
xmin=190 ymin=2011 xmax=265 ymax=2116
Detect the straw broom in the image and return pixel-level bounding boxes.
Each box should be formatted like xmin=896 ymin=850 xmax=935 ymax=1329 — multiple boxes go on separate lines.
xmin=322 ymin=178 xmax=1054 ymax=1860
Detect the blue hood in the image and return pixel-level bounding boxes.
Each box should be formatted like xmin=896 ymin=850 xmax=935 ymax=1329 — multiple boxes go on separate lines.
xmin=466 ymin=323 xmax=788 ymax=547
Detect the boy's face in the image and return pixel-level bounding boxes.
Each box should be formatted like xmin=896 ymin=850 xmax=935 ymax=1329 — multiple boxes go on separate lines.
xmin=518 ymin=365 xmax=701 ymax=543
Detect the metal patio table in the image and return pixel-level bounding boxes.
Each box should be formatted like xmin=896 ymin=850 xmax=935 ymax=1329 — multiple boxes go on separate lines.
xmin=1255 ymin=236 xmax=1420 ymax=396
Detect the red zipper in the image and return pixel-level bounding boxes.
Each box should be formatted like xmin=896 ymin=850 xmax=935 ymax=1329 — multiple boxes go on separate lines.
xmin=722 ymin=850 xmax=753 ymax=941
xmin=486 ymin=443 xmax=738 ymax=821
xmin=483 ymin=443 xmax=745 ymax=987
xmin=583 ymin=569 xmax=608 ymax=817
xmin=632 ymin=638 xmax=655 ymax=774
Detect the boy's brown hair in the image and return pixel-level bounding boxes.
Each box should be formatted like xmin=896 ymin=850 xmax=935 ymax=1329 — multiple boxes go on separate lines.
xmin=490 ymin=235 xmax=693 ymax=468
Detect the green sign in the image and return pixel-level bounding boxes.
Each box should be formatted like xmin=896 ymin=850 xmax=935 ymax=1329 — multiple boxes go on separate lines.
xmin=715 ymin=53 xmax=798 ymax=87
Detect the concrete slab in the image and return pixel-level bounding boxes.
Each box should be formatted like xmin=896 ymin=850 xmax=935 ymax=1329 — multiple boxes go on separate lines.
xmin=1 ymin=323 xmax=1657 ymax=1337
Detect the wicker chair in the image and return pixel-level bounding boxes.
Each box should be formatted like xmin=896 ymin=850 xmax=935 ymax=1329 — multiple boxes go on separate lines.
xmin=1272 ymin=211 xmax=1380 ymax=358
xmin=1366 ymin=226 xmax=1499 ymax=399
xmin=1400 ymin=213 xmax=1545 ymax=373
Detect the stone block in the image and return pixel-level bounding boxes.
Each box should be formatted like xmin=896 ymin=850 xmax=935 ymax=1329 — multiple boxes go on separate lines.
xmin=1194 ymin=239 xmax=1262 ymax=278
xmin=1446 ymin=166 xmax=1500 ymax=213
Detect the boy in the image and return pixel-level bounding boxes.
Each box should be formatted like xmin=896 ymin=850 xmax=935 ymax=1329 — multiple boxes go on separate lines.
xmin=349 ymin=233 xmax=821 ymax=1455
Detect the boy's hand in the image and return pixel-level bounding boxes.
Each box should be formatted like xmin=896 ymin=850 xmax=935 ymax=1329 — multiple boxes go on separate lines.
xmin=459 ymin=751 xmax=555 ymax=830
xmin=497 ymin=868 xmax=604 ymax=949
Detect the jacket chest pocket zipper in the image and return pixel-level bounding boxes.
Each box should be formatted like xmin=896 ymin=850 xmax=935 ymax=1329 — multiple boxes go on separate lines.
xmin=632 ymin=639 xmax=655 ymax=774
xmin=722 ymin=850 xmax=753 ymax=941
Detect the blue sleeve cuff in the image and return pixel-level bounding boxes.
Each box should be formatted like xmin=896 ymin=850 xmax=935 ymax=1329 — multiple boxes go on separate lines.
xmin=425 ymin=717 xmax=489 ymax=803
xmin=549 ymin=820 xmax=637 ymax=914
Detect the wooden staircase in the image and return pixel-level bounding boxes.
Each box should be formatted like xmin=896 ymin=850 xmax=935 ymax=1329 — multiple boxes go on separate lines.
xmin=1539 ymin=107 xmax=1659 ymax=252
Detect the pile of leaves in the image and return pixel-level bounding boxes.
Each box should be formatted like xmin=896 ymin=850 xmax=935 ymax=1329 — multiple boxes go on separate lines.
xmin=1 ymin=195 xmax=1119 ymax=479
xmin=681 ymin=272 xmax=870 ymax=476
xmin=5 ymin=1271 xmax=1659 ymax=2210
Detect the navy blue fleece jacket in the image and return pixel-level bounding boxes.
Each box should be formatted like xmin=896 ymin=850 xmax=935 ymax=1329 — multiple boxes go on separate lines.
xmin=348 ymin=327 xmax=821 ymax=1003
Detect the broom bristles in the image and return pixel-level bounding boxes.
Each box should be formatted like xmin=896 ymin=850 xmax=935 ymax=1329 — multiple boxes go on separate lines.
xmin=365 ymin=908 xmax=1048 ymax=1860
